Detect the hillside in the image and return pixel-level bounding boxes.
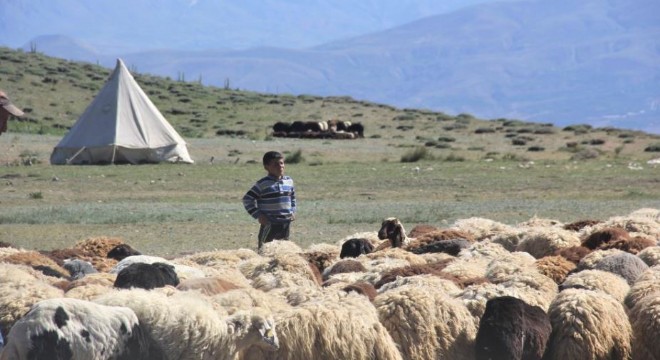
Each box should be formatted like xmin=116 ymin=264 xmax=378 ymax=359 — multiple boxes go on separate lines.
xmin=0 ymin=47 xmax=658 ymax=164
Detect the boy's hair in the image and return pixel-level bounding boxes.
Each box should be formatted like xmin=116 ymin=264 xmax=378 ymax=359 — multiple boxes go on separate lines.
xmin=263 ymin=151 xmax=283 ymax=165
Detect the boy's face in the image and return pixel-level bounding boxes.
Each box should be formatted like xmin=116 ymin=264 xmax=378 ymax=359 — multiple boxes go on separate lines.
xmin=265 ymin=158 xmax=285 ymax=178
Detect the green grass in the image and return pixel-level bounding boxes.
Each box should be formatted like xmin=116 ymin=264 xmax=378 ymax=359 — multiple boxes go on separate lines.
xmin=1 ymin=47 xmax=659 ymax=256
xmin=1 ymin=157 xmax=658 ymax=256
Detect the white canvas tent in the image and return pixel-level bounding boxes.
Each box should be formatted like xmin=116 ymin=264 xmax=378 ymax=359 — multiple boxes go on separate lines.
xmin=50 ymin=59 xmax=193 ymax=165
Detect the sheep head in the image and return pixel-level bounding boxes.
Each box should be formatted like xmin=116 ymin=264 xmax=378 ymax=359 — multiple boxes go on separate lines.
xmin=378 ymin=218 xmax=407 ymax=248
xmin=228 ymin=309 xmax=279 ymax=351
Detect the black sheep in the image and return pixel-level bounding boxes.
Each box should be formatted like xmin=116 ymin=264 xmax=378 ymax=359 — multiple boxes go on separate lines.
xmin=340 ymin=238 xmax=374 ymax=258
xmin=410 ymin=238 xmax=470 ymax=256
xmin=475 ymin=296 xmax=551 ymax=360
xmin=107 ymin=244 xmax=142 ymax=261
xmin=114 ymin=262 xmax=180 ymax=290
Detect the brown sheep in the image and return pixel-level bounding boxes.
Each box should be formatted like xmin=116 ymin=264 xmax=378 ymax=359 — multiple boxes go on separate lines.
xmin=599 ymin=236 xmax=656 ymax=254
xmin=554 ymin=246 xmax=592 ymax=265
xmin=4 ymin=251 xmax=70 ymax=278
xmin=374 ymin=261 xmax=455 ymax=289
xmin=176 ymin=277 xmax=242 ymax=296
xmin=581 ymin=227 xmax=630 ymax=250
xmin=322 ymin=259 xmax=366 ymax=281
xmin=74 ymin=236 xmax=125 ymax=257
xmin=341 ymin=281 xmax=378 ymax=302
xmin=563 ymin=219 xmax=601 ymax=232
xmin=408 ymin=224 xmax=440 ymax=238
xmin=535 ymin=255 xmax=576 ymax=284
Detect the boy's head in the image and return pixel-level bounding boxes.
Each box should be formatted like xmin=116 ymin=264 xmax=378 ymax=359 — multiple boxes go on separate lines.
xmin=263 ymin=151 xmax=285 ymax=178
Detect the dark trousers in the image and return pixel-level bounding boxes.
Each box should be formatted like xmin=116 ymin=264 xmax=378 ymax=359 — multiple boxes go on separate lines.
xmin=258 ymin=222 xmax=291 ymax=249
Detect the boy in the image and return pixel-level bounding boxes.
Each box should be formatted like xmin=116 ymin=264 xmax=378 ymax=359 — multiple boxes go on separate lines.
xmin=242 ymin=151 xmax=296 ymax=249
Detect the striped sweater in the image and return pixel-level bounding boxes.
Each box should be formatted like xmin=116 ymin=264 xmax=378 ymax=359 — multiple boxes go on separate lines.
xmin=242 ymin=175 xmax=296 ymax=223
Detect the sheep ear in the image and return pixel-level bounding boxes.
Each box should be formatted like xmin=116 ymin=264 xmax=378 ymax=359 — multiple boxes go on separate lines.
xmin=228 ymin=316 xmax=247 ymax=333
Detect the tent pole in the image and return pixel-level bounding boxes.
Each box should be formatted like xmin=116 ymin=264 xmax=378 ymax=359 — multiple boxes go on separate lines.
xmin=111 ymin=145 xmax=116 ymax=164
xmin=66 ymin=146 xmax=86 ymax=165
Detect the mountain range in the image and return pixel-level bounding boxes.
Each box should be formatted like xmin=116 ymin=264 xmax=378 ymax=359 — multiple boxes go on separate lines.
xmin=2 ymin=0 xmax=659 ymax=133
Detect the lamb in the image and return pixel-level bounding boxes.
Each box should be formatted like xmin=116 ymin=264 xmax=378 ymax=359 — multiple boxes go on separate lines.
xmin=543 ymin=288 xmax=632 ymax=360
xmin=581 ymin=226 xmax=630 ymax=250
xmin=95 ymin=289 xmax=279 ymax=360
xmin=0 ymin=297 xmax=158 ymax=360
xmin=113 ymin=262 xmax=180 ymax=290
xmin=376 ymin=217 xmax=474 ymax=253
xmin=475 ymin=296 xmax=551 ymax=360
xmin=63 ymin=259 xmax=98 ymax=280
xmin=375 ymin=283 xmax=477 ymax=359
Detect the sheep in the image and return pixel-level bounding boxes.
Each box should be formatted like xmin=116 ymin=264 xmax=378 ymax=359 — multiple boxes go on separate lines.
xmin=376 ymin=217 xmax=412 ymax=248
xmin=210 ymin=287 xmax=290 ymax=315
xmin=239 ymin=252 xmax=321 ymax=291
xmin=258 ymin=240 xmax=303 ymax=256
xmin=0 ymin=263 xmax=64 ymax=338
xmin=0 ymin=297 xmax=158 ymax=360
xmin=475 ymin=296 xmax=551 ymax=360
xmin=599 ymin=235 xmax=656 ymax=254
xmin=106 ymin=243 xmax=142 ymax=260
xmin=322 ymin=259 xmax=366 ymax=281
xmin=340 ymin=281 xmax=378 ymax=302
xmin=585 ymin=214 xmax=660 ymax=240
xmin=374 ymin=261 xmax=456 ymax=289
xmin=62 ymin=258 xmax=98 ymax=280
xmin=301 ymin=243 xmax=339 ymax=273
xmin=553 ymin=245 xmax=592 ymax=264
xmin=240 ymin=292 xmax=402 ymax=360
xmin=637 ymin=246 xmax=660 ymax=267
xmin=375 ymin=283 xmax=477 ymax=359
xmin=559 ymin=269 xmax=630 ymax=303
xmin=74 ymin=236 xmax=125 ymax=258
xmin=409 ymin=238 xmax=471 ymax=256
xmin=563 ymin=219 xmax=602 ymax=232
xmin=178 ymin=248 xmax=259 ymax=268
xmin=110 ymin=255 xmax=205 ymax=280
xmin=624 ymin=266 xmax=660 ymax=310
xmin=176 ymin=277 xmax=241 ymax=296
xmin=450 ymin=217 xmax=515 ymax=241
xmin=489 ymin=271 xmax=558 ymax=312
xmin=95 ymin=289 xmax=279 ymax=360
xmin=514 ymin=227 xmax=581 ymax=259
xmin=2 ymin=250 xmax=70 ymax=278
xmin=581 ymin=226 xmax=630 ymax=250
xmin=376 ymin=217 xmax=474 ymax=253
xmin=407 ymin=223 xmax=439 ymax=237
xmin=590 ymin=251 xmax=649 ymax=285
xmin=377 ymin=274 xmax=462 ymax=297
xmin=113 ymin=262 xmax=180 ymax=290
xmin=534 ymin=255 xmax=576 ymax=284
xmin=339 ymin=237 xmax=374 ymax=258
xmin=628 ymin=291 xmax=660 ymax=360
xmin=543 ymin=288 xmax=632 ymax=360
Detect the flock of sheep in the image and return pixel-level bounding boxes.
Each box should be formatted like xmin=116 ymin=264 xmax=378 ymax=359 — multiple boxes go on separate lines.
xmin=0 ymin=207 xmax=659 ymax=359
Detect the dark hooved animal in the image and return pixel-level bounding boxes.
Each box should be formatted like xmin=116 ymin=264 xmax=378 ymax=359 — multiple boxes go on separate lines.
xmin=107 ymin=244 xmax=142 ymax=261
xmin=340 ymin=238 xmax=374 ymax=258
xmin=113 ymin=262 xmax=180 ymax=290
xmin=475 ymin=296 xmax=551 ymax=360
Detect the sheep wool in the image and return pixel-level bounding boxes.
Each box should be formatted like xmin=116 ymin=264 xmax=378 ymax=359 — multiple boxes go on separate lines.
xmin=624 ymin=266 xmax=660 ymax=310
xmin=515 ymin=227 xmax=581 ymax=259
xmin=560 ymin=269 xmax=630 ymax=303
xmin=544 ymin=288 xmax=632 ymax=360
xmin=375 ymin=284 xmax=476 ymax=360
xmin=628 ymin=292 xmax=660 ymax=360
xmin=637 ymin=246 xmax=660 ymax=267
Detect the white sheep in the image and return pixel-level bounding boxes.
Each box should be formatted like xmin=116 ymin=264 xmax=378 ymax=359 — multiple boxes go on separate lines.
xmin=624 ymin=265 xmax=660 ymax=310
xmin=544 ymin=288 xmax=632 ymax=360
xmin=375 ymin=283 xmax=476 ymax=360
xmin=560 ymin=269 xmax=630 ymax=303
xmin=95 ymin=288 xmax=279 ymax=360
xmin=1 ymin=297 xmax=153 ymax=360
xmin=628 ymin=291 xmax=660 ymax=360
xmin=515 ymin=226 xmax=581 ymax=258
xmin=637 ymin=246 xmax=660 ymax=267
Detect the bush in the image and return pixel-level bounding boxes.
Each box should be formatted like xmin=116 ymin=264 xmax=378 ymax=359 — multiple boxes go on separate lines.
xmin=285 ymin=149 xmax=304 ymax=164
xmin=437 ymin=136 xmax=456 ymax=142
xmin=401 ymin=146 xmax=433 ymax=163
xmin=527 ymin=146 xmax=545 ymax=152
xmin=644 ymin=143 xmax=660 ymax=152
xmin=444 ymin=153 xmax=465 ymax=162
xmin=570 ymin=148 xmax=600 ymax=160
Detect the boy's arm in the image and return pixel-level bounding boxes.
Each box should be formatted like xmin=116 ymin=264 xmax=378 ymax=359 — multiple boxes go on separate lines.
xmin=242 ymin=185 xmax=261 ymax=219
xmin=290 ymin=185 xmax=297 ymax=219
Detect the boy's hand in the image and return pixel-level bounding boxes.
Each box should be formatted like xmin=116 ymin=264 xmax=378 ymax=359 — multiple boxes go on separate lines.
xmin=258 ymin=214 xmax=268 ymax=225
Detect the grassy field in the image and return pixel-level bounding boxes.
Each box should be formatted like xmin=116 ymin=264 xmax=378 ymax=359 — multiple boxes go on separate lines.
xmin=1 ymin=48 xmax=659 ymax=256
xmin=1 ymin=134 xmax=659 ymax=256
